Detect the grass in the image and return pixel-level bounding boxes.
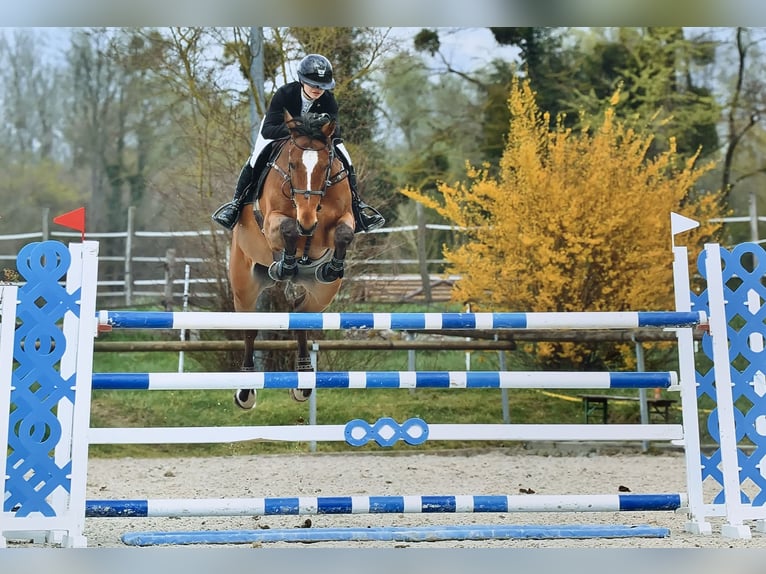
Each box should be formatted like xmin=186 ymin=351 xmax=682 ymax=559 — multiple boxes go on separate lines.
xmin=89 ymin=341 xmax=547 ymax=457
xmin=88 ymin=301 xmax=699 ymax=458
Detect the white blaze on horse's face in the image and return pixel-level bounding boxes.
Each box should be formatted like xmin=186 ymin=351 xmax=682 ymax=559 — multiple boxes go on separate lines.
xmin=303 ymin=150 xmax=319 ymax=180
xmin=292 ymin=146 xmax=327 ymax=236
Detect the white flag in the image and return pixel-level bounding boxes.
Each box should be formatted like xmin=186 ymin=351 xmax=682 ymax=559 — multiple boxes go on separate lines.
xmin=671 ymin=212 xmax=699 ymax=235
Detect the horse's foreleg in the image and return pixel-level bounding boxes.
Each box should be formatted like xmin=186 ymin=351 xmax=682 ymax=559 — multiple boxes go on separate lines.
xmin=316 ymin=222 xmax=354 ymax=283
xmin=234 ymin=328 xmax=258 ymax=409
xmin=268 ymin=218 xmax=300 ymax=281
xmin=289 ymin=330 xmax=313 ymax=402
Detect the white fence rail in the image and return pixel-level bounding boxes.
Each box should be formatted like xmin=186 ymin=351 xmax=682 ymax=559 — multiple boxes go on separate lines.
xmin=3 ymin=207 xmax=760 ymax=308
xmin=0 ymin=207 xmax=458 ymax=307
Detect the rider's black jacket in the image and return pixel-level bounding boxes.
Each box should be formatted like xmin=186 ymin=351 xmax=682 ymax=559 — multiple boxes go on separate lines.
xmin=261 ymin=81 xmax=341 ymax=140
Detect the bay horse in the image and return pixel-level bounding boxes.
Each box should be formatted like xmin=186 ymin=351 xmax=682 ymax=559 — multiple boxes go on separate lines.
xmin=229 ymin=110 xmax=355 ymax=409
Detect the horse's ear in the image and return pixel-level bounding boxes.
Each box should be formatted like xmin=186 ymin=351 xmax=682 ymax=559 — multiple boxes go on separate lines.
xmin=284 ymin=108 xmax=298 ymax=132
xmin=322 ymin=120 xmax=336 ymax=138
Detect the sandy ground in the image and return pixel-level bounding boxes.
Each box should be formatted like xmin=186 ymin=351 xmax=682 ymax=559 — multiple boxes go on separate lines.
xmin=46 ymin=448 xmax=766 ymax=549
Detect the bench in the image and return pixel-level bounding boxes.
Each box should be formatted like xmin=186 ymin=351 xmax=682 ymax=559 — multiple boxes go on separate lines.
xmin=578 ymin=394 xmax=677 ymax=424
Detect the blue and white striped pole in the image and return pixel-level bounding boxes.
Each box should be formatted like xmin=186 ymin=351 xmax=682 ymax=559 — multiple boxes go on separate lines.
xmin=87 ymin=493 xmax=685 ymax=517
xmin=97 ymin=310 xmax=706 ymax=331
xmin=91 ymin=370 xmax=678 ymax=391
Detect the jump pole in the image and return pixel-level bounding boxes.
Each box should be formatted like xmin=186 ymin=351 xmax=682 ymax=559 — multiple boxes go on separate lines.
xmin=88 ymin=422 xmax=683 ymax=445
xmin=90 ymin=370 xmax=679 ymax=390
xmin=120 ymin=524 xmax=671 ymax=546
xmin=87 ymin=493 xmax=686 ymax=518
xmin=97 ymin=309 xmax=706 ymax=331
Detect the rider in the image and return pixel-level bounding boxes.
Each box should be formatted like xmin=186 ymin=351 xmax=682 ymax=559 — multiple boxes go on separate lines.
xmin=212 ymin=53 xmax=385 ymax=233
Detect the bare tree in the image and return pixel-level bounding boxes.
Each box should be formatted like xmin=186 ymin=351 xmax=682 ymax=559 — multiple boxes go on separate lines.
xmin=0 ymin=29 xmax=64 ymax=163
xmin=717 ymin=27 xmax=766 ymax=241
xmin=0 ymin=29 xmax=82 ymax=237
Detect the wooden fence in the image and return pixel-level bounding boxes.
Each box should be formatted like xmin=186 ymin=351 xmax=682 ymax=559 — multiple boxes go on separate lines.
xmin=0 ymin=207 xmax=459 ymax=308
xmin=4 ymin=206 xmax=757 ymax=309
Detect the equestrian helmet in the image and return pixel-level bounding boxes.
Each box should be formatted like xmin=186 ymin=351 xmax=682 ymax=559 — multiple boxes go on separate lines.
xmin=298 ymin=54 xmax=336 ymax=90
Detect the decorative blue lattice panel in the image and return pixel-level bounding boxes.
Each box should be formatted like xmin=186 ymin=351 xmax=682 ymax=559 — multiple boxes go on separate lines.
xmin=5 ymin=241 xmax=78 ymax=516
xmin=694 ymin=243 xmax=766 ymax=507
xmin=344 ymin=417 xmax=429 ymax=447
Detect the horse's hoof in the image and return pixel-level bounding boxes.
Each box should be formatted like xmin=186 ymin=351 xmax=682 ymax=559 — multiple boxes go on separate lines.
xmin=268 ymin=261 xmax=298 ymax=281
xmin=290 ymin=388 xmax=312 ymax=402
xmin=315 ymin=262 xmax=343 ymax=284
xmin=267 ymin=262 xmax=281 ymax=281
xmin=234 ymin=388 xmax=257 ymax=410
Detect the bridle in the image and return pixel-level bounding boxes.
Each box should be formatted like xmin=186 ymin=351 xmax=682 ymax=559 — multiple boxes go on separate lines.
xmin=268 ymin=136 xmax=348 ymax=205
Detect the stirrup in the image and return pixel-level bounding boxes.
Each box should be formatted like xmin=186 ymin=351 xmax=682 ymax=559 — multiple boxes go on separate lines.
xmin=353 ymin=199 xmax=385 ymax=232
xmin=356 ymin=205 xmax=385 ymax=233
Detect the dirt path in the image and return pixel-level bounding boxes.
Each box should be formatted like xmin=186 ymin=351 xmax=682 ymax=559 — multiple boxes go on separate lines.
xmin=67 ymin=449 xmax=766 ymax=548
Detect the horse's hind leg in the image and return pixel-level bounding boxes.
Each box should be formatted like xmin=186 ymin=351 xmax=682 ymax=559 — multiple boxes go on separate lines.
xmin=232 ymin=263 xmax=274 ymax=411
xmin=290 ymin=329 xmax=313 ymax=402
xmin=234 ymin=329 xmax=258 ymax=409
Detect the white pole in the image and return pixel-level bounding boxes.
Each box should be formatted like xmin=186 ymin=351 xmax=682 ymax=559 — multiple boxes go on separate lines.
xmin=64 ymin=241 xmax=100 ymax=547
xmin=178 ymin=265 xmax=191 ymax=373
xmin=406 ymin=332 xmax=415 ymax=396
xmin=635 ymin=340 xmax=648 ymax=452
xmin=704 ymin=243 xmax=750 ymax=538
xmin=0 ymin=285 xmax=18 ymax=548
xmin=124 ymin=206 xmax=135 ymax=306
xmin=497 ymin=334 xmax=510 ymax=424
xmin=465 ymin=302 xmax=472 ymax=370
xmin=309 ymin=343 xmax=319 ymax=453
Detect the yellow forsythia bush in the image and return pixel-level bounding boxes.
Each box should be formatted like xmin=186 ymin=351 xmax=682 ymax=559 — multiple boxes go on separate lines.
xmin=402 ymin=78 xmax=724 ymax=369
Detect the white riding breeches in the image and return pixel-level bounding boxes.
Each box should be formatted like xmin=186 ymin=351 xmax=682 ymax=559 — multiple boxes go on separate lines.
xmin=248 ymin=119 xmax=269 ymax=168
xmin=334 ymin=141 xmax=352 ymax=167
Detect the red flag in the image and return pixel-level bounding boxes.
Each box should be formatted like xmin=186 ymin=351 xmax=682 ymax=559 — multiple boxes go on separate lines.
xmin=53 ymin=207 xmax=86 ymax=241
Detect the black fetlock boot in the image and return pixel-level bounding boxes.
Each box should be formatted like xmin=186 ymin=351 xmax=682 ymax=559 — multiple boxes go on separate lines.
xmin=212 ymin=162 xmax=253 ymax=230
xmin=347 ymin=166 xmax=385 ymax=233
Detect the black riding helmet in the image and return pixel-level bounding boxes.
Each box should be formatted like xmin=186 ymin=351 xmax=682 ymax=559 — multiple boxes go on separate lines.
xmin=297 ymin=54 xmax=336 ymax=90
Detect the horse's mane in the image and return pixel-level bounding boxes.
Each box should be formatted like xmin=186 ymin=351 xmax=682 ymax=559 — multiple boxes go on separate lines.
xmin=288 ymin=112 xmax=332 ymax=144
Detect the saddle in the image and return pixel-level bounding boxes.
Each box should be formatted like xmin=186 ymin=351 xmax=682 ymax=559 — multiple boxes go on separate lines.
xmin=243 ymin=138 xmax=289 ymax=206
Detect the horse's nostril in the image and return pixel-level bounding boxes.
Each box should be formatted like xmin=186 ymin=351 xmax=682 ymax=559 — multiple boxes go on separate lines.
xmin=297 ymin=221 xmax=318 ymax=236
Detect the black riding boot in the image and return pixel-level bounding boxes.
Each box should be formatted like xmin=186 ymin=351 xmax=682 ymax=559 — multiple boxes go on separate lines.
xmin=212 ymin=162 xmax=253 ymax=230
xmin=348 ymin=166 xmax=385 ymax=233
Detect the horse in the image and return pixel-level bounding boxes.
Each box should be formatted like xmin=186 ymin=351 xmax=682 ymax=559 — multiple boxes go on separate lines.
xmin=228 ymin=110 xmax=355 ymax=409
